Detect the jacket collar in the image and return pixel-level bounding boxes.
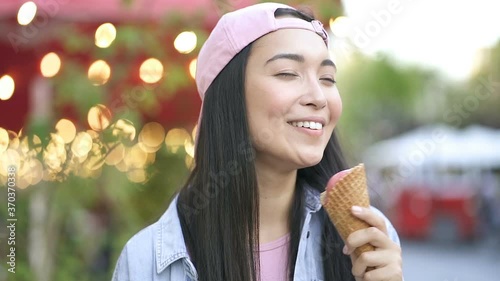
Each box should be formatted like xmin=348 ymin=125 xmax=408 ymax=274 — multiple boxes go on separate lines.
xmin=155 ymin=195 xmax=197 ymax=278
xmin=303 ymin=182 xmax=323 ymax=213
xmin=155 ymin=183 xmax=322 ymax=275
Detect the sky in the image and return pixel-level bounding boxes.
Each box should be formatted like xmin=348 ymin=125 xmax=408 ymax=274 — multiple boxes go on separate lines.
xmin=336 ymin=0 xmax=500 ymax=80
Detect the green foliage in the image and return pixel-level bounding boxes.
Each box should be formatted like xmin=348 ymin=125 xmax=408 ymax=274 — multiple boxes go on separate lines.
xmin=463 ymin=39 xmax=500 ymax=128
xmin=54 ymin=61 xmax=105 ymax=119
xmin=436 ymin=39 xmax=500 ymax=129
xmin=336 ymin=52 xmax=436 ymax=159
xmin=1 ymin=148 xmax=189 ymax=280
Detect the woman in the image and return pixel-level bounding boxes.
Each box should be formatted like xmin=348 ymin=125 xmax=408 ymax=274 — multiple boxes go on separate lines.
xmin=113 ymin=3 xmax=403 ymax=281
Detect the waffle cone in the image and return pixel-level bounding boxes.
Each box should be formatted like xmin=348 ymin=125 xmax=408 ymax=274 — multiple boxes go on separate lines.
xmin=320 ymin=163 xmax=375 ymax=257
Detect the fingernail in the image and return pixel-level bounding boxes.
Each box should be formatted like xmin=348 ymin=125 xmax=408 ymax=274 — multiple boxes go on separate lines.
xmin=352 ymin=206 xmax=363 ymax=214
xmin=342 ymin=245 xmax=348 ymax=255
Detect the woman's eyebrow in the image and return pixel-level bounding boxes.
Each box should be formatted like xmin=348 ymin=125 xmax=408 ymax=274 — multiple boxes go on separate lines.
xmin=265 ymin=53 xmax=304 ymax=65
xmin=321 ymin=59 xmax=336 ymax=70
xmin=265 ymin=54 xmax=336 ymax=70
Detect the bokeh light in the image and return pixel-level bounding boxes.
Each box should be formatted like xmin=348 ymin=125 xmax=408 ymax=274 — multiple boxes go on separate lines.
xmin=124 ymin=144 xmax=147 ymax=168
xmin=127 ymin=169 xmax=146 ymax=183
xmin=0 ymin=149 xmax=20 ymax=173
xmin=76 ymin=152 xmax=88 ymax=164
xmin=95 ymin=23 xmax=117 ymax=48
xmin=174 ymin=31 xmax=197 ymax=54
xmin=85 ymin=143 xmax=105 ymax=170
xmin=185 ymin=155 xmax=194 ymax=170
xmin=138 ymin=122 xmax=165 ymax=152
xmin=88 ymin=104 xmax=112 ymax=131
xmin=17 ymin=1 xmax=37 ymax=26
xmin=145 ymin=152 xmax=156 ymax=165
xmin=330 ymin=16 xmax=351 ymax=38
xmin=115 ymin=159 xmax=128 ymax=172
xmin=7 ymin=130 xmax=19 ymax=150
xmin=105 ymin=143 xmax=125 ymax=166
xmin=40 ymin=52 xmax=62 ymax=78
xmin=71 ymin=132 xmax=93 ymax=158
xmin=0 ymin=75 xmax=15 ymax=101
xmin=165 ymin=128 xmax=191 ymax=153
xmin=191 ymin=125 xmax=197 ymax=142
xmin=86 ymin=129 xmax=99 ymax=140
xmin=55 ymin=119 xmax=76 ymax=144
xmin=189 ymin=59 xmax=197 ymax=79
xmin=112 ymin=119 xmax=136 ymax=141
xmin=44 ymin=134 xmax=66 ymax=172
xmin=184 ymin=139 xmax=195 ymax=158
xmin=88 ymin=60 xmax=111 ymax=86
xmin=20 ymin=134 xmax=42 ymax=155
xmin=0 ymin=128 xmax=9 ymax=154
xmin=139 ymin=58 xmax=164 ymax=83
xmin=27 ymin=158 xmax=43 ymax=186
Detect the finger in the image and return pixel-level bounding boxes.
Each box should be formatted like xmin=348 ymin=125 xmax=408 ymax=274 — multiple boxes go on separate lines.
xmin=348 ymin=253 xmax=362 ymax=280
xmin=345 ymin=227 xmax=395 ymax=254
xmin=360 ymin=263 xmax=403 ymax=281
xmin=351 ymin=249 xmax=393 ymax=276
xmin=351 ymin=206 xmax=388 ymax=234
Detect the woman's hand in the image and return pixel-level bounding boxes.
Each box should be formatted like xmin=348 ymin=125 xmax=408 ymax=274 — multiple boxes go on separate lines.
xmin=342 ymin=206 xmax=403 ymax=281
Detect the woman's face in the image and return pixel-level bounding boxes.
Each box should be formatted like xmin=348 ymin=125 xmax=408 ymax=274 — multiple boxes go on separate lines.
xmin=245 ymin=28 xmax=342 ymax=171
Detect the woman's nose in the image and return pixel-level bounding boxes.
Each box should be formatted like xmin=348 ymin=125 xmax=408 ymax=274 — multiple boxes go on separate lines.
xmin=300 ymin=77 xmax=327 ymax=109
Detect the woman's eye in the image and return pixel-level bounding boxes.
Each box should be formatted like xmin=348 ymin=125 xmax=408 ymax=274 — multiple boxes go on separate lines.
xmin=275 ymin=73 xmax=298 ymax=78
xmin=320 ymin=77 xmax=336 ymax=84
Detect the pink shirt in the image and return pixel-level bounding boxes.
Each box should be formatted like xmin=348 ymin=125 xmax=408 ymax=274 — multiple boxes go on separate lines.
xmin=259 ymin=233 xmax=291 ymax=281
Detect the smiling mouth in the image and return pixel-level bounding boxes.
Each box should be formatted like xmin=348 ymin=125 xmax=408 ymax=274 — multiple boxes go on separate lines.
xmin=287 ymin=121 xmax=323 ymax=130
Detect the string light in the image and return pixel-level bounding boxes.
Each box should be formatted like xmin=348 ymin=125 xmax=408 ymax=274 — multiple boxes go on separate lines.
xmin=95 ymin=23 xmax=117 ymax=48
xmin=189 ymin=59 xmax=197 ymax=79
xmin=88 ymin=104 xmax=112 ymax=131
xmin=40 ymin=52 xmax=62 ymax=78
xmin=165 ymin=128 xmax=191 ymax=153
xmin=174 ymin=31 xmax=197 ymax=54
xmin=330 ymin=16 xmax=351 ymax=38
xmin=138 ymin=122 xmax=165 ymax=153
xmin=139 ymin=58 xmax=164 ymax=83
xmin=0 ymin=75 xmax=15 ymax=101
xmin=17 ymin=1 xmax=37 ymax=26
xmin=88 ymin=60 xmax=111 ymax=86
xmin=55 ymin=119 xmax=76 ymax=144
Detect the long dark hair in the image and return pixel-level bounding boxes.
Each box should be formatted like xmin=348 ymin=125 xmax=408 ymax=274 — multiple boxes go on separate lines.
xmin=177 ymin=8 xmax=355 ymax=281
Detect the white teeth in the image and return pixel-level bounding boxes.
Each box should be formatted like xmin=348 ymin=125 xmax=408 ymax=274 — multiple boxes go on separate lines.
xmin=289 ymin=121 xmax=323 ymax=130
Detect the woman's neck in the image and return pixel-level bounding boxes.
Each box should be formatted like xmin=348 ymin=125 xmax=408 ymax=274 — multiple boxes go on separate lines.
xmin=255 ymin=159 xmax=297 ymax=244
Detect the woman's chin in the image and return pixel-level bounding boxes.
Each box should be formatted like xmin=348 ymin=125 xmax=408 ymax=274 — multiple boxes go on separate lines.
xmin=296 ymin=155 xmax=323 ymax=169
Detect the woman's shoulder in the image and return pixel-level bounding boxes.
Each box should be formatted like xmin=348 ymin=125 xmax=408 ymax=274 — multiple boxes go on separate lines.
xmin=112 ymin=220 xmax=159 ymax=280
xmin=112 ymin=195 xmax=195 ymax=280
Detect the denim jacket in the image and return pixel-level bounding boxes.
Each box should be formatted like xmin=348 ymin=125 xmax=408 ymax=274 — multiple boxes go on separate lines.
xmin=112 ymin=185 xmax=401 ymax=281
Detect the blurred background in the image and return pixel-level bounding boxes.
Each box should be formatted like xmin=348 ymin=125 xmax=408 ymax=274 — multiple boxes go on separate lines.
xmin=0 ymin=0 xmax=499 ymax=280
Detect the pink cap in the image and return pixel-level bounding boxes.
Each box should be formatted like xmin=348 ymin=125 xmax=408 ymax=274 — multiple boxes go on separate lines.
xmin=195 ymin=2 xmax=329 ymax=99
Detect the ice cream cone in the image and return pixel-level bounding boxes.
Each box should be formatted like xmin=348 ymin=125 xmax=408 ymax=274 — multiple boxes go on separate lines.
xmin=320 ymin=163 xmax=375 ymax=257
